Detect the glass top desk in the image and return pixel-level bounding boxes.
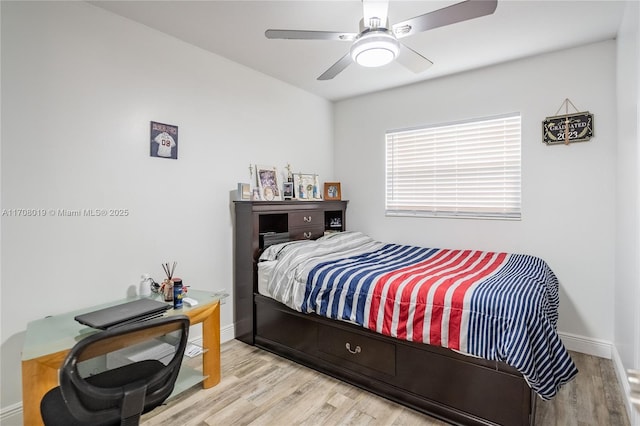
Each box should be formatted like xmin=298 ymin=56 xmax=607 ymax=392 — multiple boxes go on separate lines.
xmin=21 ymin=289 xmax=226 ymax=426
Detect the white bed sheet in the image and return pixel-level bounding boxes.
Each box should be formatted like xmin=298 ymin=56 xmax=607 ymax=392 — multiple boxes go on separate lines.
xmin=257 ymin=232 xmax=386 ymax=311
xmin=257 ymin=260 xmax=275 ymax=298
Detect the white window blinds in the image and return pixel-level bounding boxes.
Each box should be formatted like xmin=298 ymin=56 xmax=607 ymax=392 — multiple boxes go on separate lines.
xmin=385 ymin=113 xmax=521 ymax=219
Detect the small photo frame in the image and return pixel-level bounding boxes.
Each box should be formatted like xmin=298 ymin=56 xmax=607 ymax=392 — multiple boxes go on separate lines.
xmin=294 ymin=173 xmax=321 ymax=200
xmin=150 ymin=121 xmax=178 ymax=159
xmin=283 ymin=182 xmax=294 ymax=200
xmin=255 ymin=165 xmax=282 ymax=201
xmin=237 ymin=183 xmax=251 ymax=200
xmin=324 ymin=182 xmax=342 ymax=201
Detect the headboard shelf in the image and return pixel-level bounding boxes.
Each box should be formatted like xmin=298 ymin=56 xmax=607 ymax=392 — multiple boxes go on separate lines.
xmin=233 ymin=200 xmax=348 ymax=344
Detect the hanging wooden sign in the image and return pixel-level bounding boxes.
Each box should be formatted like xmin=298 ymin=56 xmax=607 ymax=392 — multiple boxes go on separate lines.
xmin=542 ymin=98 xmax=594 ymax=145
xmin=542 ymin=112 xmax=594 ymax=145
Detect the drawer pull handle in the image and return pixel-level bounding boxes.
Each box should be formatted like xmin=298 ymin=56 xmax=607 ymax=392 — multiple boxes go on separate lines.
xmin=304 ymin=216 xmax=312 ymax=222
xmin=303 ymin=232 xmax=312 ymax=239
xmin=345 ymin=343 xmax=361 ymax=354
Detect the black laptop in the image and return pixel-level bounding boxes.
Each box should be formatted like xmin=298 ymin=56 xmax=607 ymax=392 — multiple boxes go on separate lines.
xmin=74 ymin=298 xmax=171 ymax=330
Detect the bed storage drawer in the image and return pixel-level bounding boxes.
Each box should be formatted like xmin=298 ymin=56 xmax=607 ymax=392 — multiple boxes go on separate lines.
xmin=317 ymin=324 xmax=396 ymax=376
xmin=289 ymin=226 xmax=325 ymax=241
xmin=289 ymin=210 xmax=325 ymax=241
xmin=289 ymin=210 xmax=323 ymax=228
xmin=396 ymin=343 xmax=531 ymax=426
xmin=255 ymin=298 xmax=317 ymax=352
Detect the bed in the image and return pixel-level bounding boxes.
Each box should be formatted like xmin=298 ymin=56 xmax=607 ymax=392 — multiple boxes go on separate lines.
xmin=254 ymin=231 xmax=578 ymax=425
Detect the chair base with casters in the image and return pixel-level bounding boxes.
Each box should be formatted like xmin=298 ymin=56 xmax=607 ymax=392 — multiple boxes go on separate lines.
xmin=40 ymin=315 xmax=190 ymax=426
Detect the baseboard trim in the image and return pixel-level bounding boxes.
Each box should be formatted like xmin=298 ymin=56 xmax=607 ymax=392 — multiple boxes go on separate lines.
xmin=611 ymin=345 xmax=639 ymax=425
xmin=559 ymin=332 xmax=637 ymax=425
xmin=190 ymin=323 xmax=235 ymax=346
xmin=0 ymin=401 xmax=22 ymax=425
xmin=559 ymin=331 xmax=612 ymax=359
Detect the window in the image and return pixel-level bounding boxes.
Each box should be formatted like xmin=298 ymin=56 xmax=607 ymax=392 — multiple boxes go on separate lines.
xmin=385 ymin=113 xmax=521 ymax=220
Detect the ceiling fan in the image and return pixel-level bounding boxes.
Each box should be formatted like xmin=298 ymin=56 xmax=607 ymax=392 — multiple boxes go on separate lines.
xmin=265 ymin=0 xmax=498 ymax=80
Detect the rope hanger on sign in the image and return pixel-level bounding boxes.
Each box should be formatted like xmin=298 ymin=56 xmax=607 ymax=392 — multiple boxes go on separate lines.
xmin=554 ymin=98 xmax=581 ymax=146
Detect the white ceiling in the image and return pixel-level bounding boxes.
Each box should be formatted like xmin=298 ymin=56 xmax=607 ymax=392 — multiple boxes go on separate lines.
xmin=89 ymin=1 xmax=626 ymax=102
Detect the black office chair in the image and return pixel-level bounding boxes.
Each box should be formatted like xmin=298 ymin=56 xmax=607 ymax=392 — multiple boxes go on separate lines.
xmin=40 ymin=315 xmax=190 ymax=426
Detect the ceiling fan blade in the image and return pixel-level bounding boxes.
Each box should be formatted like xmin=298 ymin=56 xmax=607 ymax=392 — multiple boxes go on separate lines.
xmin=396 ymin=43 xmax=434 ymax=74
xmin=317 ymin=52 xmax=353 ymax=80
xmin=265 ymin=29 xmax=357 ymax=41
xmin=392 ymin=0 xmax=497 ymax=39
xmin=362 ymin=0 xmax=390 ymax=28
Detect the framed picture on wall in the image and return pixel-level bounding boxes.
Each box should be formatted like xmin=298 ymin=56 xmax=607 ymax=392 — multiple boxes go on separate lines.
xmin=324 ymin=182 xmax=341 ymax=201
xmin=255 ymin=165 xmax=282 ymax=201
xmin=150 ymin=121 xmax=178 ymax=159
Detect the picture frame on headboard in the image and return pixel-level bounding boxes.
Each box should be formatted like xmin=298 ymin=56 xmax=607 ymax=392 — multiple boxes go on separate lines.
xmin=237 ymin=183 xmax=251 ymax=200
xmin=324 ymin=182 xmax=342 ymax=201
xmin=283 ymin=182 xmax=294 ymax=200
xmin=255 ymin=165 xmax=282 ymax=201
xmin=294 ymin=173 xmax=321 ymax=200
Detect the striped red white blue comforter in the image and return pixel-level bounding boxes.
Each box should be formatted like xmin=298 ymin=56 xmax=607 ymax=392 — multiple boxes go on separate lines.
xmin=259 ymin=231 xmax=578 ymax=399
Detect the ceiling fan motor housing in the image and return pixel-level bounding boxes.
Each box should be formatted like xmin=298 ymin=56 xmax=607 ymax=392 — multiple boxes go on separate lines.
xmin=350 ymin=29 xmax=400 ymax=67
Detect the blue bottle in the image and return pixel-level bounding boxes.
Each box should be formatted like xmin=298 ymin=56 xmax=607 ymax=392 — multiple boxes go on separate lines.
xmin=173 ymin=280 xmax=183 ymax=309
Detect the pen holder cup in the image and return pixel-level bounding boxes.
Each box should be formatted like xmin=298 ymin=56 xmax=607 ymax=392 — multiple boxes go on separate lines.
xmin=162 ymin=279 xmax=173 ymax=302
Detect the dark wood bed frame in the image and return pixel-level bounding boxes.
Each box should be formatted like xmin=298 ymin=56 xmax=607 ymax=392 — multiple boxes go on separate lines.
xmin=233 ymin=201 xmax=535 ymax=426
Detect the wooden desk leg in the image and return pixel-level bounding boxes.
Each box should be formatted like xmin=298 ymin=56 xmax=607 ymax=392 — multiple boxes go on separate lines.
xmin=201 ymin=302 xmax=221 ymax=388
xmin=22 ymin=354 xmax=63 ymax=426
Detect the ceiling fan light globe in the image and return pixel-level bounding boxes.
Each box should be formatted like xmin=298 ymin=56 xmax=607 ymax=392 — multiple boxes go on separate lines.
xmin=354 ymin=48 xmax=395 ymax=67
xmin=350 ymin=30 xmax=399 ymax=68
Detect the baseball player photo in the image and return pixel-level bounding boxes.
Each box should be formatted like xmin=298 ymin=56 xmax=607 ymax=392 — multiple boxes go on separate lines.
xmin=150 ymin=121 xmax=178 ymax=159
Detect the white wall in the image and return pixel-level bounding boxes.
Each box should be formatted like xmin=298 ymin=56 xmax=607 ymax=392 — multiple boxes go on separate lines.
xmin=0 ymin=1 xmax=333 ymax=413
xmin=615 ymin=2 xmax=640 ymax=424
xmin=334 ymin=41 xmax=617 ymax=345
xmin=1 ymin=0 xmax=634 ymax=422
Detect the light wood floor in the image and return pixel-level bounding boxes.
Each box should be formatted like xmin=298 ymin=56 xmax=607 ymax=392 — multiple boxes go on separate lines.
xmin=141 ymin=339 xmax=630 ymax=426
